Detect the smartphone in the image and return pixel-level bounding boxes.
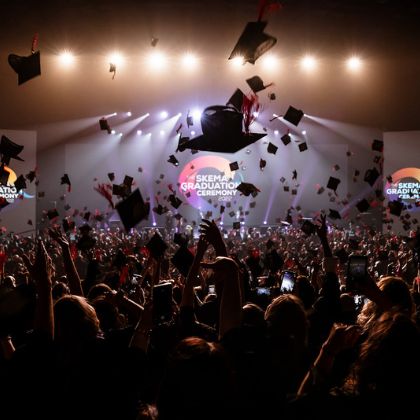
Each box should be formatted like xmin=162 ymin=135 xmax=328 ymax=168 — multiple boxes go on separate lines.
xmin=280 ymin=270 xmax=296 ymax=293
xmin=347 ymin=255 xmax=368 ymax=292
xmin=208 ymin=285 xmax=216 ymax=295
xmin=152 ymin=282 xmax=173 ymax=325
xmin=256 ymin=287 xmax=271 ymax=296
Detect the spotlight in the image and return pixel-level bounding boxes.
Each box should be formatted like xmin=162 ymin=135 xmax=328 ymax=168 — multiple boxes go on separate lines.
xmin=147 ymin=51 xmax=167 ymax=70
xmin=192 ymin=109 xmax=201 ymax=120
xmin=261 ymin=54 xmax=278 ymax=70
xmin=108 ymin=52 xmax=124 ymax=67
xmin=231 ymin=55 xmax=245 ymax=68
xmin=177 ymin=112 xmax=182 ymax=117
xmin=152 ymin=222 xmax=157 ymax=226
xmin=220 ymin=221 xmax=224 ymax=225
xmin=347 ymin=56 xmax=363 ymax=72
xmin=111 ymin=112 xmax=117 ymax=117
xmin=58 ymin=50 xmax=75 ymax=66
xmin=126 ymin=111 xmax=132 ymax=117
xmin=160 ymin=111 xmax=169 ymax=119
xmin=274 ymin=130 xmax=279 ymax=135
xmin=111 ymin=130 xmax=116 ymax=134
xmin=241 ymin=221 xmax=245 ymax=225
xmin=263 ymin=221 xmax=267 ymax=225
xmin=301 ymin=55 xmax=317 ymax=71
xmin=160 ymin=130 xmax=165 ymax=136
xmin=302 ymin=130 xmax=307 ymax=135
xmin=181 ymin=53 xmax=199 ymax=69
xmin=137 ymin=130 xmax=142 ymax=135
xmin=190 ymin=130 xmax=196 ymax=136
xmin=119 ymin=133 xmax=123 ymax=137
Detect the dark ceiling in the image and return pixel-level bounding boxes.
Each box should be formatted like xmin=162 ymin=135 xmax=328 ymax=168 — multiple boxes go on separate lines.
xmin=1 ymin=0 xmax=420 ymax=146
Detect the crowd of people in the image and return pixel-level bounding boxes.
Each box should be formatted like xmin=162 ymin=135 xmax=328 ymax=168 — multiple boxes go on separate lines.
xmin=0 ymin=217 xmax=419 ymax=419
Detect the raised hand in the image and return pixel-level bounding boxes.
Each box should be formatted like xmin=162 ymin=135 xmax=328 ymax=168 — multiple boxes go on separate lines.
xmin=322 ymin=323 xmax=361 ymax=357
xmin=316 ymin=214 xmax=328 ymax=240
xmin=199 ymin=219 xmax=227 ymax=257
xmin=48 ymin=227 xmax=69 ymax=248
xmin=22 ymin=240 xmax=52 ymax=289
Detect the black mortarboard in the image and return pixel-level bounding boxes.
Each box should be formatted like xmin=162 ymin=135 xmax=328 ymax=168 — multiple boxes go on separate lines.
xmin=279 ymin=177 xmax=286 ymax=183
xmin=246 ymin=75 xmax=272 ymax=93
xmin=153 ymin=204 xmax=169 ymax=215
xmin=61 ymin=174 xmax=71 ymax=189
xmin=146 ymin=232 xmax=168 ymax=259
xmin=291 ymin=189 xmax=297 ymax=195
xmin=168 ymin=194 xmax=182 ymax=209
xmin=356 ymin=199 xmax=370 ymax=213
xmin=267 ymin=142 xmax=278 ymax=154
xmin=327 ymin=176 xmax=341 ymax=191
xmin=99 ymin=118 xmax=111 ymax=134
xmin=236 ymin=182 xmax=260 ymax=197
xmin=228 ymin=21 xmax=277 ymax=65
xmin=301 ymin=220 xmax=316 ymax=235
xmin=229 ymin=211 xmax=236 ymax=217
xmin=182 ymin=105 xmax=265 ymax=153
xmin=292 ymin=170 xmax=298 ymax=180
xmin=373 ymin=155 xmax=381 ymax=164
xmin=171 ymin=246 xmax=194 ymax=277
xmin=14 ymin=175 xmax=26 ymax=191
xmin=317 ymin=186 xmax=325 ymax=194
xmin=0 ymin=136 xmax=24 ymax=165
xmin=372 ymin=139 xmax=384 ymax=152
xmin=174 ymin=232 xmax=188 ymax=247
xmin=168 ymin=155 xmax=179 ymax=166
xmin=354 ymin=170 xmax=360 ymax=177
xmin=388 ymin=200 xmax=404 ymax=217
xmin=298 ymin=142 xmax=308 ymax=152
xmin=0 ymin=165 xmax=9 ymax=185
xmin=283 ymin=106 xmax=304 ymax=126
xmin=25 ymin=170 xmax=36 ymax=183
xmin=220 ymin=205 xmax=225 ymax=214
xmin=8 ymin=51 xmax=41 ymax=85
xmin=364 ymin=167 xmax=380 ymax=187
xmin=123 ymin=175 xmax=133 ymax=189
xmin=37 ymin=191 xmax=45 ymax=198
xmin=333 ymin=164 xmax=340 ymax=171
xmin=108 ymin=172 xmax=115 ymax=182
xmin=227 ymin=89 xmax=244 ymax=111
xmin=259 ymin=159 xmax=266 ymax=170
xmin=47 ymin=209 xmax=59 ymax=220
xmin=328 ymin=209 xmax=341 ymax=220
xmin=250 ymin=201 xmax=257 ymax=208
xmin=229 ymin=161 xmax=239 ymax=171
xmin=112 ymin=184 xmax=129 ymax=197
xmin=281 ymin=133 xmax=291 ymax=146
xmin=64 ymin=204 xmax=71 ymax=211
xmin=115 ymin=188 xmax=150 ymax=231
xmin=233 ymin=222 xmax=241 ymax=230
xmin=177 ymin=135 xmax=190 ymax=152
xmin=284 ymin=186 xmax=290 ymax=192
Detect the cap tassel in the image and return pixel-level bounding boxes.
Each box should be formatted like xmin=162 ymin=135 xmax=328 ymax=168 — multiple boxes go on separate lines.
xmin=31 ymin=33 xmax=39 ymax=54
xmin=243 ymin=93 xmax=260 ymax=133
xmin=94 ymin=183 xmax=114 ymax=208
xmin=257 ymin=0 xmax=282 ymax=21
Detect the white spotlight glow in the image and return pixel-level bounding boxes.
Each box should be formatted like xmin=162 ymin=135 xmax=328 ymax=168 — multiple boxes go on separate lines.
xmin=137 ymin=130 xmax=142 ymax=135
xmin=58 ymin=50 xmax=75 ymax=66
xmin=160 ymin=130 xmax=165 ymax=136
xmin=108 ymin=52 xmax=124 ymax=67
xmin=177 ymin=112 xmax=182 ymax=117
xmin=192 ymin=109 xmax=201 ymax=120
xmin=111 ymin=112 xmax=117 ymax=117
xmin=152 ymin=222 xmax=157 ymax=227
xmin=302 ymin=130 xmax=307 ymax=135
xmin=261 ymin=54 xmax=278 ymax=70
xmin=347 ymin=56 xmax=363 ymax=72
xmin=231 ymin=55 xmax=245 ymax=68
xmin=301 ymin=55 xmax=317 ymax=71
xmin=274 ymin=130 xmax=279 ymax=135
xmin=160 ymin=111 xmax=169 ymax=119
xmin=126 ymin=111 xmax=132 ymax=117
xmin=190 ymin=130 xmax=196 ymax=136
xmin=147 ymin=51 xmax=167 ymax=70
xmin=119 ymin=133 xmax=123 ymax=137
xmin=111 ymin=130 xmax=116 ymax=134
xmin=181 ymin=53 xmax=199 ymax=69
xmin=253 ymin=111 xmax=259 ymax=118
xmin=263 ymin=221 xmax=267 ymax=225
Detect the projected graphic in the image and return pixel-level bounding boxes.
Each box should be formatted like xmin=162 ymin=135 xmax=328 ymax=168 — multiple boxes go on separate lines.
xmin=178 ymin=156 xmax=244 ymax=209
xmin=0 ymin=165 xmax=34 ymax=203
xmin=385 ymin=167 xmax=420 ymax=209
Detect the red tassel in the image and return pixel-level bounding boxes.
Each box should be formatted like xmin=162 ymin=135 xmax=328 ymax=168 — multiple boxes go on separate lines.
xmin=257 ymin=0 xmax=282 ymax=21
xmin=94 ymin=183 xmax=114 ymax=208
xmin=242 ymin=93 xmax=260 ymax=133
xmin=31 ymin=33 xmax=39 ymax=53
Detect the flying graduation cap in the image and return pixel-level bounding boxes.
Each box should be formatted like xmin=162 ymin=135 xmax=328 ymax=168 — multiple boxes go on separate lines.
xmin=228 ymin=21 xmax=277 ymax=65
xmin=14 ymin=175 xmax=26 ymax=192
xmin=246 ymin=75 xmax=273 ymax=93
xmin=60 ymin=174 xmax=71 ymax=192
xmin=8 ymin=50 xmax=41 ymax=85
xmin=0 ymin=136 xmax=24 ymax=165
xmin=181 ymin=105 xmax=266 ymax=153
xmin=283 ymin=106 xmax=304 ymax=126
xmin=99 ymin=118 xmax=112 ymax=134
xmin=236 ymin=182 xmax=260 ymax=197
xmin=115 ymin=188 xmax=150 ymax=231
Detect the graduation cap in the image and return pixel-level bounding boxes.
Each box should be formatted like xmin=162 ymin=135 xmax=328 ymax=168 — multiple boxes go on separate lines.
xmin=228 ymin=211 xmax=236 ymax=218
xmin=171 ymin=246 xmax=194 ymax=277
xmin=168 ymin=155 xmax=179 ymax=167
xmin=333 ymin=164 xmax=340 ymax=171
xmin=181 ymin=105 xmax=266 ymax=153
xmin=60 ymin=174 xmax=71 ymax=191
xmin=298 ymin=142 xmax=308 ymax=152
xmin=328 ymin=209 xmax=341 ymax=220
xmin=267 ymin=142 xmax=278 ymax=154
xmin=37 ymin=191 xmax=45 ymax=198
xmin=47 ymin=209 xmax=59 ymax=220
xmin=151 ymin=37 xmax=159 ymax=47
xmin=281 ymin=133 xmax=291 ymax=146
xmin=246 ymin=75 xmax=273 ymax=93
xmin=354 ymin=170 xmax=360 ymax=177
xmin=291 ymin=189 xmax=297 ymax=195
xmin=292 ymin=170 xmax=297 ymax=180
xmin=301 ymin=220 xmax=316 ymax=235
xmin=153 ymin=204 xmax=169 ymax=215
xmin=64 ymin=204 xmax=71 ymax=211
xmin=356 ymin=199 xmax=370 ymax=213
xmin=317 ymin=186 xmax=325 ymax=195
xmin=388 ymin=200 xmax=404 ymax=217
xmin=25 ymin=170 xmax=36 ymax=183
xmin=229 ymin=161 xmax=239 ymax=171
xmin=123 ymin=175 xmax=133 ymax=189
xmin=176 ymin=135 xmax=190 ymax=153
xmin=259 ymin=159 xmax=266 ymax=170
xmin=236 ymin=182 xmax=260 ymax=197
xmin=115 ymin=188 xmax=150 ymax=231
xmin=372 ymin=139 xmax=384 ymax=152
xmin=283 ymin=106 xmax=304 ymax=126
xmin=8 ymin=51 xmax=41 ymax=85
xmin=168 ymin=194 xmax=182 ymax=209
xmin=99 ymin=118 xmax=112 ymax=134
xmin=268 ymin=92 xmax=276 ymax=100
xmin=220 ymin=205 xmax=225 ymax=214
xmin=0 ymin=165 xmax=10 ymax=185
xmin=227 ymin=88 xmax=245 ymax=112
xmin=364 ymin=167 xmax=380 ymax=187
xmin=228 ymin=21 xmax=277 ymax=65
xmin=14 ymin=175 xmax=26 ymax=191
xmin=146 ymin=232 xmax=168 ymax=259
xmin=107 ymin=172 xmax=115 ymax=182
xmin=283 ymin=186 xmax=290 ymax=192
xmin=327 ymin=176 xmax=341 ymax=191
xmin=0 ymin=136 xmax=24 ymax=165
xmin=112 ymin=184 xmax=129 ymax=197
xmin=279 ymin=177 xmax=286 ymax=183
xmin=233 ymin=221 xmax=241 ymax=230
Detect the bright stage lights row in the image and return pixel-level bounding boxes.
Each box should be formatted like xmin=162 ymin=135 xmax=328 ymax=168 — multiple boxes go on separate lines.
xmin=57 ymin=51 xmax=365 ymax=73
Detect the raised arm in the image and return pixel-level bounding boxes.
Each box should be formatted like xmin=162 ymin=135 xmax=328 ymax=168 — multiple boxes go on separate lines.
xmin=199 ymin=219 xmax=228 ymax=257
xmin=316 ymin=214 xmax=332 ymax=258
